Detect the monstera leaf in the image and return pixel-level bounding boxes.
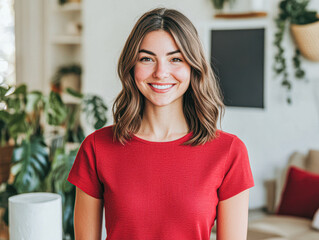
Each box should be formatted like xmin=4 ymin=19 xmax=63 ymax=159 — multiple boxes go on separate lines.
xmin=83 ymin=95 xmax=108 ymax=129
xmin=7 ymin=112 xmax=28 ymax=140
xmin=46 ymin=148 xmax=77 ymax=239
xmin=6 ymin=84 xmax=27 ymax=112
xmin=0 ymin=111 xmax=28 ymax=145
xmin=12 ymin=136 xmax=50 ymax=193
xmin=47 ymin=148 xmax=77 ymax=194
xmin=46 ymin=91 xmax=67 ymax=126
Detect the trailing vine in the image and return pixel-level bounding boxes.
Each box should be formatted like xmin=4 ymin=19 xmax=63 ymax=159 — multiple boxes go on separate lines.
xmin=274 ymin=0 xmax=318 ymax=104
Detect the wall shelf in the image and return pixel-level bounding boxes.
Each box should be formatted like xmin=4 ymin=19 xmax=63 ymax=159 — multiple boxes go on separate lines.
xmin=44 ymin=0 xmax=83 ymax=94
xmin=214 ymin=11 xmax=268 ymax=19
xmin=52 ymin=35 xmax=82 ymax=45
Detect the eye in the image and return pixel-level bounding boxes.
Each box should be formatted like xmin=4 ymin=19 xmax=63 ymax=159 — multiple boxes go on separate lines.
xmin=171 ymin=58 xmax=182 ymax=62
xmin=140 ymin=57 xmax=153 ymax=62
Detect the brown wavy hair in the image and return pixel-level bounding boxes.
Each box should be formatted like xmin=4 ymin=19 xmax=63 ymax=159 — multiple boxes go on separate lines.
xmin=112 ymin=8 xmax=225 ymax=145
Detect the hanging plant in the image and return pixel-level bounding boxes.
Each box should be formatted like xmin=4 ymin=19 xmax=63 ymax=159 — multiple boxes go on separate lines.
xmin=274 ymin=0 xmax=319 ymax=104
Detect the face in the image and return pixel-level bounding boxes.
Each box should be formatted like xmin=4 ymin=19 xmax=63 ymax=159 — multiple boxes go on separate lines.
xmin=134 ymin=30 xmax=191 ymax=108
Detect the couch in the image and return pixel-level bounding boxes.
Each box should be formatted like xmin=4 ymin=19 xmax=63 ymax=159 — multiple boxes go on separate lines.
xmin=246 ymin=149 xmax=319 ymax=240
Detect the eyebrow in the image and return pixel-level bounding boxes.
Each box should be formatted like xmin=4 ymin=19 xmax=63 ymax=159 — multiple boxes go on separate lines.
xmin=139 ymin=49 xmax=181 ymax=56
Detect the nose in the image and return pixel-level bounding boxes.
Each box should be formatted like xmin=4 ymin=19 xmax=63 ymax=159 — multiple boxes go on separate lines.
xmin=152 ymin=60 xmax=170 ymax=79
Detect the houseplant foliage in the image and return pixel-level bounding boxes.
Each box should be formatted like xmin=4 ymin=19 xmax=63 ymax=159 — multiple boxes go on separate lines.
xmin=210 ymin=0 xmax=235 ymax=10
xmin=0 ymin=84 xmax=51 ymax=230
xmin=274 ymin=0 xmax=319 ymax=104
xmin=52 ymin=63 xmax=81 ymax=88
xmin=0 ymin=84 xmax=108 ymax=239
xmin=0 ymin=84 xmax=28 ymax=147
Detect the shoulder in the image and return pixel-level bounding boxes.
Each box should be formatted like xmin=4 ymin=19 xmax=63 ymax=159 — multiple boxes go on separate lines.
xmin=215 ymin=129 xmax=244 ymax=144
xmin=214 ymin=129 xmax=247 ymax=152
xmin=82 ymin=125 xmax=114 ymax=146
xmin=93 ymin=125 xmax=114 ymax=138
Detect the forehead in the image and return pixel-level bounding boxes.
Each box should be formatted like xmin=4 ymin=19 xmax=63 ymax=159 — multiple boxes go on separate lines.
xmin=139 ymin=30 xmax=179 ymax=52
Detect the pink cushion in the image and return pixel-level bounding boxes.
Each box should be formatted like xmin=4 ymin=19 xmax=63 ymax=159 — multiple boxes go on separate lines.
xmin=277 ymin=166 xmax=319 ymax=219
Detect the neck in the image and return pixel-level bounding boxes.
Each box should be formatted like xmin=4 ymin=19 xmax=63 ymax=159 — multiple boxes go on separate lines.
xmin=137 ymin=99 xmax=189 ymax=141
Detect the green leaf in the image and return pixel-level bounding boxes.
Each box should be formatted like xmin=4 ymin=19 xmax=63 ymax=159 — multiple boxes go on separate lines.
xmin=211 ymin=0 xmax=224 ymax=10
xmin=66 ymin=88 xmax=83 ymax=98
xmin=83 ymin=95 xmax=108 ymax=130
xmin=7 ymin=112 xmax=28 ymax=140
xmin=25 ymin=91 xmax=43 ymax=113
xmin=0 ymin=111 xmax=10 ymax=122
xmin=12 ymin=136 xmax=50 ymax=193
xmin=45 ymin=147 xmax=77 ymax=238
xmin=13 ymin=84 xmax=26 ymax=95
xmin=46 ymin=91 xmax=67 ymax=126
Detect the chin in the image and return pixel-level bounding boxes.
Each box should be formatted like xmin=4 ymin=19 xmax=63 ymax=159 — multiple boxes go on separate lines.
xmin=149 ymin=101 xmax=171 ymax=107
xmin=146 ymin=97 xmax=182 ymax=108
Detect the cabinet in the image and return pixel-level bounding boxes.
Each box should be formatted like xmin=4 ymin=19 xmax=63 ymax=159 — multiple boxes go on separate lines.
xmin=44 ymin=0 xmax=83 ymax=95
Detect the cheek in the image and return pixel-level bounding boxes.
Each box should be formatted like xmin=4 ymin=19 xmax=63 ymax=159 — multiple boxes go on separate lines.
xmin=134 ymin=64 xmax=153 ymax=84
xmin=174 ymin=66 xmax=191 ymax=84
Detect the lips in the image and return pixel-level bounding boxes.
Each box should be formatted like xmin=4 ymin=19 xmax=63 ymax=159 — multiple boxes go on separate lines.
xmin=148 ymin=83 xmax=175 ymax=93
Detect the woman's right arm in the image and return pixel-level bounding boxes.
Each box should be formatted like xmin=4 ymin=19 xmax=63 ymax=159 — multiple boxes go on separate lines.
xmin=74 ymin=187 xmax=104 ymax=240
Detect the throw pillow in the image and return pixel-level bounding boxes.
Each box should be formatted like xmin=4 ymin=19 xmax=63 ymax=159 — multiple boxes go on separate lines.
xmin=306 ymin=149 xmax=319 ymax=175
xmin=277 ymin=166 xmax=319 ymax=219
xmin=274 ymin=152 xmax=307 ymax=212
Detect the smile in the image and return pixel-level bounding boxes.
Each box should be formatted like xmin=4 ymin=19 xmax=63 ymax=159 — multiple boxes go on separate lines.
xmin=150 ymin=84 xmax=174 ymax=89
xmin=148 ymin=83 xmax=175 ymax=93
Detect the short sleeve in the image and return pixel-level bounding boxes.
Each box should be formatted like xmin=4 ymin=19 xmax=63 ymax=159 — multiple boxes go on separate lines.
xmin=218 ymin=136 xmax=254 ymax=201
xmin=67 ymin=133 xmax=103 ymax=199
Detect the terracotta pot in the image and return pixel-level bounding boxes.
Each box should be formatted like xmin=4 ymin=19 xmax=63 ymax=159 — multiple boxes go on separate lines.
xmin=291 ymin=21 xmax=319 ymax=62
xmin=0 ymin=145 xmax=14 ymax=184
xmin=0 ymin=208 xmax=9 ymax=240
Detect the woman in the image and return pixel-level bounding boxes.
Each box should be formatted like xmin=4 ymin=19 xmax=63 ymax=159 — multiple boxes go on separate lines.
xmin=68 ymin=8 xmax=254 ymax=240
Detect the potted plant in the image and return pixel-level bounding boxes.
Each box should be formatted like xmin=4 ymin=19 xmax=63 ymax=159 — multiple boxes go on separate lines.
xmin=0 ymin=83 xmax=51 ymax=239
xmin=274 ymin=0 xmax=319 ymax=104
xmin=0 ymin=84 xmax=108 ymax=240
xmin=0 ymin=84 xmax=30 ymax=185
xmin=52 ymin=63 xmax=83 ymax=105
xmin=210 ymin=0 xmax=236 ymax=10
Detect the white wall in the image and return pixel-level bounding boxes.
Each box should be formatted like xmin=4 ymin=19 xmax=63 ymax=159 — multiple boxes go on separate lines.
xmin=82 ymin=0 xmax=319 ymax=209
xmin=15 ymin=0 xmax=44 ymax=90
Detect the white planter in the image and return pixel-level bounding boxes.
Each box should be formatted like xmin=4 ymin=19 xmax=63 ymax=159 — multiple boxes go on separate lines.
xmin=9 ymin=193 xmax=62 ymax=240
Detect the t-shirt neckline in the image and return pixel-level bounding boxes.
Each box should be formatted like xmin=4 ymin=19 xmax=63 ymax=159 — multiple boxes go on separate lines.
xmin=132 ymin=132 xmax=193 ymax=145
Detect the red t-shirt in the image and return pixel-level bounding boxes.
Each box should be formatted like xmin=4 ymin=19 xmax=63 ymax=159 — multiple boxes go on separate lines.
xmin=67 ymin=125 xmax=254 ymax=240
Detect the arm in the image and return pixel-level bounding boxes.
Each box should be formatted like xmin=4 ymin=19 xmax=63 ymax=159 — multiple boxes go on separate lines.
xmin=216 ymin=189 xmax=250 ymax=240
xmin=74 ymin=187 xmax=104 ymax=240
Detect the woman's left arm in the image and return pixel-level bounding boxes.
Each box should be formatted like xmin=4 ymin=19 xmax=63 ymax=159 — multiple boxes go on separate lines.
xmin=216 ymin=189 xmax=250 ymax=240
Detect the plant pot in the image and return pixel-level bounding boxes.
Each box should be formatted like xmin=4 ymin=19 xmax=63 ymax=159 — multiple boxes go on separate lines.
xmin=0 ymin=208 xmax=9 ymax=240
xmin=0 ymin=146 xmax=14 ymax=185
xmin=60 ymin=73 xmax=82 ymax=104
xmin=291 ymin=21 xmax=319 ymax=62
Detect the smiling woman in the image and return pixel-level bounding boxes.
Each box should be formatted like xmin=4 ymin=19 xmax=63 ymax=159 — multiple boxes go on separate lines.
xmin=67 ymin=7 xmax=254 ymax=240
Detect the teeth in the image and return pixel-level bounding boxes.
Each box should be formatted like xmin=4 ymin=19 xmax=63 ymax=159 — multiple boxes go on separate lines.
xmin=151 ymin=84 xmax=173 ymax=89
